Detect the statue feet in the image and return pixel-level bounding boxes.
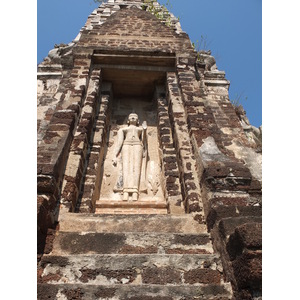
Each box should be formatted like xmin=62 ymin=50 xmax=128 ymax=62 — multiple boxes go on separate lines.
xmin=123 ymin=192 xmax=129 ymax=201
xmin=122 ymin=192 xmax=138 ymax=201
xmin=132 ymin=192 xmax=138 ymax=201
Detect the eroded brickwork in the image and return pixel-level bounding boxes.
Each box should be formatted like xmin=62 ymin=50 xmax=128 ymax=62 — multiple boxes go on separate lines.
xmin=156 ymin=92 xmax=184 ymax=214
xmin=79 ymin=88 xmax=111 ymax=212
xmin=60 ymin=68 xmax=102 ymax=212
xmin=166 ymin=71 xmax=206 ymax=225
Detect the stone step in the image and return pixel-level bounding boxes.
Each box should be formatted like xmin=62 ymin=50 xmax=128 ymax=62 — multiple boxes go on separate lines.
xmin=38 ymin=254 xmax=224 ymax=286
xmin=95 ymin=200 xmax=168 ymax=214
xmin=96 ymin=207 xmax=167 ymax=215
xmin=96 ymin=200 xmax=168 ymax=209
xmin=51 ymin=232 xmax=214 ymax=255
xmin=38 ymin=283 xmax=233 ymax=300
xmin=58 ymin=213 xmax=207 ymax=234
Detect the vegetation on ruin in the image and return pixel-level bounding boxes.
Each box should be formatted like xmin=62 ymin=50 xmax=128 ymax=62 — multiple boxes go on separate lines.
xmin=192 ymin=35 xmax=211 ymax=53
xmin=192 ymin=35 xmax=213 ymax=61
xmin=230 ymin=92 xmax=248 ymax=109
xmin=93 ymin=0 xmax=177 ymax=26
xmin=143 ymin=0 xmax=174 ymax=26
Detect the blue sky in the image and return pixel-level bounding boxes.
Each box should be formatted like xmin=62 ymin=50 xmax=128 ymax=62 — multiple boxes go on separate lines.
xmin=37 ymin=0 xmax=262 ymax=127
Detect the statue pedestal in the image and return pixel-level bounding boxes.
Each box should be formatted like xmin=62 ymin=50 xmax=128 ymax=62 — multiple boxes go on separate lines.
xmin=95 ymin=199 xmax=168 ymax=215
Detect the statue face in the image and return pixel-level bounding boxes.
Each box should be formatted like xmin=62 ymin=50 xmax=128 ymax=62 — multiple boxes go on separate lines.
xmin=128 ymin=113 xmax=139 ymax=125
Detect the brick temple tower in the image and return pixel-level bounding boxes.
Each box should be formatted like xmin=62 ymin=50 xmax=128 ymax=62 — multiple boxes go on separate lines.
xmin=37 ymin=1 xmax=262 ymax=299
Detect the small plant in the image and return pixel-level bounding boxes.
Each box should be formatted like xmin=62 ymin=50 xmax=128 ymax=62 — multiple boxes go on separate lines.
xmin=230 ymin=92 xmax=248 ymax=108
xmin=93 ymin=0 xmax=176 ymax=28
xmin=143 ymin=0 xmax=176 ymax=27
xmin=193 ymin=35 xmax=212 ymax=52
xmin=146 ymin=1 xmax=165 ymax=20
xmin=192 ymin=35 xmax=213 ymax=61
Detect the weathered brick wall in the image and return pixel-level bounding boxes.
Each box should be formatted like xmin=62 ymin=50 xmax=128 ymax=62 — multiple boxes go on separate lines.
xmin=156 ymin=88 xmax=184 ymax=214
xmin=176 ymin=51 xmax=262 ymax=298
xmin=37 ymin=0 xmax=192 ymax=256
xmin=60 ymin=68 xmax=103 ymax=213
xmin=78 ymin=84 xmax=111 ymax=213
xmin=37 ymin=49 xmax=94 ymax=256
xmin=166 ymin=70 xmax=205 ymax=224
xmin=77 ymin=6 xmax=192 ymax=54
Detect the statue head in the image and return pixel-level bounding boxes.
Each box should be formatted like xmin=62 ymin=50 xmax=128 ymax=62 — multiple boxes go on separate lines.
xmin=127 ymin=113 xmax=139 ymax=126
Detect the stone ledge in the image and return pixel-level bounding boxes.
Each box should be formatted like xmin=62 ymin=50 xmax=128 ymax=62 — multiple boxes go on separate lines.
xmin=58 ymin=213 xmax=208 ymax=234
xmin=51 ymin=232 xmax=213 ymax=255
xmin=95 ymin=207 xmax=168 ymax=215
xmin=207 ymin=205 xmax=262 ymax=231
xmin=37 ymin=72 xmax=62 ymax=77
xmin=96 ymin=200 xmax=167 ymax=209
xmin=37 ymin=283 xmax=232 ymax=299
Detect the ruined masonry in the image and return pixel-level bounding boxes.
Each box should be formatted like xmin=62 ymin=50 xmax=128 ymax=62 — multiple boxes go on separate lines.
xmin=37 ymin=1 xmax=262 ymax=299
